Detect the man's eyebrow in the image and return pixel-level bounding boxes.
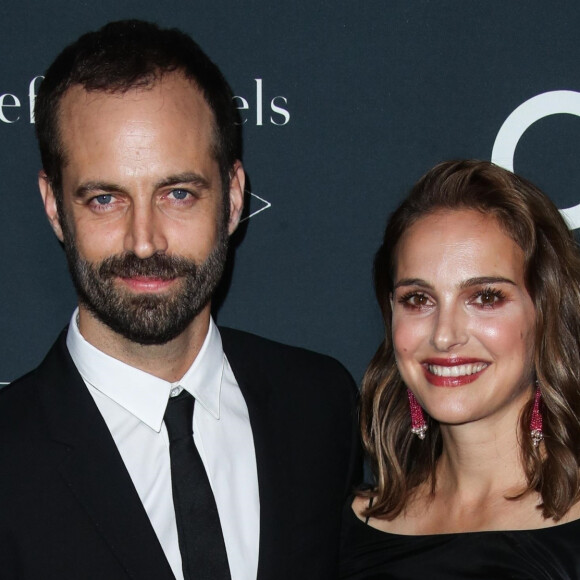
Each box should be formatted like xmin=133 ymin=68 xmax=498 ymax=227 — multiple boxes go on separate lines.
xmin=72 ymin=173 xmax=212 ymax=199
xmin=155 ymin=172 xmax=211 ymax=190
xmin=73 ymin=181 xmax=127 ymax=198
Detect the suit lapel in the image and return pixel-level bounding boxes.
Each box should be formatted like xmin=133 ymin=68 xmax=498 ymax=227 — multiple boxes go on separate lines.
xmin=37 ymin=332 xmax=175 ymax=580
xmin=220 ymin=328 xmax=293 ymax=580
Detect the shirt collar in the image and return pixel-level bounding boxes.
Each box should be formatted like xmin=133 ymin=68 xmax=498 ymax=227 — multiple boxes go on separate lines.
xmin=66 ymin=308 xmax=225 ymax=432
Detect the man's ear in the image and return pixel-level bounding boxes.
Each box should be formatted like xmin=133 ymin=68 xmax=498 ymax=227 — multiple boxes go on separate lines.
xmin=227 ymin=160 xmax=245 ymax=235
xmin=38 ymin=170 xmax=64 ymax=242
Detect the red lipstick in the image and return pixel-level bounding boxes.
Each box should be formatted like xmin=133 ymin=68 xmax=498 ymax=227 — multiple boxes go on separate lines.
xmin=422 ymin=357 xmax=489 ymax=387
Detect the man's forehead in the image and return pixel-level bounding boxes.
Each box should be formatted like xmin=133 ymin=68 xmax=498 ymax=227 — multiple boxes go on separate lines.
xmin=60 ymin=73 xmax=208 ymax=113
xmin=56 ymin=73 xmax=219 ymax=159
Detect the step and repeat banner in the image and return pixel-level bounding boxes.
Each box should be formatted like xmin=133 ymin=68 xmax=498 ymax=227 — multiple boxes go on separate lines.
xmin=2 ymin=0 xmax=580 ymax=384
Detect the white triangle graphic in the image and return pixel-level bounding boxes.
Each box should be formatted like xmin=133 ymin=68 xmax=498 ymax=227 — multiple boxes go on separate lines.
xmin=241 ymin=191 xmax=272 ymax=222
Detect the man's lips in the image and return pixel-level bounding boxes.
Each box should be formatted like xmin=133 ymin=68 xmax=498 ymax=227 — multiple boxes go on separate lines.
xmin=422 ymin=358 xmax=490 ymax=386
xmin=117 ymin=275 xmax=178 ymax=292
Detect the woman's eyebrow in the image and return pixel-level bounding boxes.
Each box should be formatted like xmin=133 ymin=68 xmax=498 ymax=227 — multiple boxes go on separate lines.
xmin=394 ymin=278 xmax=433 ymax=290
xmin=394 ymin=276 xmax=517 ymax=291
xmin=459 ymin=276 xmax=516 ymax=289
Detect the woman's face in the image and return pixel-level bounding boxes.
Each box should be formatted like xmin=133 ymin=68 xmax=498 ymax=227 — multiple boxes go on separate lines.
xmin=391 ymin=209 xmax=536 ymax=428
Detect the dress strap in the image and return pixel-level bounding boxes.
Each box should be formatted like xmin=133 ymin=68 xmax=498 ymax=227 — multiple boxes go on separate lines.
xmin=365 ymin=496 xmax=374 ymax=525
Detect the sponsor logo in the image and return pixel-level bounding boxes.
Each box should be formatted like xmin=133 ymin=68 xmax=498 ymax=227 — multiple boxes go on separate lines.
xmin=234 ymin=79 xmax=290 ymax=126
xmin=0 ymin=76 xmax=290 ymax=126
xmin=0 ymin=75 xmax=42 ymax=123
xmin=492 ymin=90 xmax=580 ymax=229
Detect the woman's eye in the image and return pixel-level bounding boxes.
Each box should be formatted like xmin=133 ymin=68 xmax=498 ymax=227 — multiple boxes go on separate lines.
xmin=471 ymin=288 xmax=506 ymax=308
xmin=411 ymin=294 xmax=429 ymax=306
xmin=480 ymin=292 xmax=496 ymax=305
xmin=398 ymin=292 xmax=432 ymax=309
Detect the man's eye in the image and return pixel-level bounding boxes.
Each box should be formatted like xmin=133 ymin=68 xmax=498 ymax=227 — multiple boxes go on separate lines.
xmin=94 ymin=194 xmax=113 ymax=205
xmin=169 ymin=189 xmax=191 ymax=201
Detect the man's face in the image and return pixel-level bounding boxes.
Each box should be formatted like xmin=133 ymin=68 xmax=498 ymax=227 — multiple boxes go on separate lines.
xmin=39 ymin=74 xmax=244 ymax=345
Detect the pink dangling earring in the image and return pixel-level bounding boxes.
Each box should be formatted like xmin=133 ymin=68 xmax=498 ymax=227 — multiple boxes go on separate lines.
xmin=530 ymin=384 xmax=543 ymax=447
xmin=408 ymin=389 xmax=427 ymax=440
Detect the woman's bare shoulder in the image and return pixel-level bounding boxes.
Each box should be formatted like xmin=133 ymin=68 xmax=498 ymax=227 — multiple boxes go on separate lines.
xmin=351 ymin=494 xmax=371 ymax=522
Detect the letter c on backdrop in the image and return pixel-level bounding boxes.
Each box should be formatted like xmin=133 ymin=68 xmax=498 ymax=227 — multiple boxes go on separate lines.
xmin=491 ymin=90 xmax=580 ymax=230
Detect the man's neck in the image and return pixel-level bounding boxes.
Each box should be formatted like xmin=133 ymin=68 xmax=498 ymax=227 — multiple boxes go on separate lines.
xmin=76 ymin=306 xmax=211 ymax=382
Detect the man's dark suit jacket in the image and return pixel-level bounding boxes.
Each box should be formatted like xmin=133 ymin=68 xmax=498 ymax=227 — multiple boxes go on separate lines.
xmin=0 ymin=327 xmax=361 ymax=579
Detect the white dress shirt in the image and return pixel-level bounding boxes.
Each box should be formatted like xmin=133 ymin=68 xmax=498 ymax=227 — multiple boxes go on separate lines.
xmin=66 ymin=310 xmax=260 ymax=580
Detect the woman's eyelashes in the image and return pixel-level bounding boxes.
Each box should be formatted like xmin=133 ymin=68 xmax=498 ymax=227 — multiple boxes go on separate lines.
xmin=469 ymin=287 xmax=507 ymax=309
xmin=396 ymin=286 xmax=508 ymax=311
xmin=397 ymin=291 xmax=433 ymax=310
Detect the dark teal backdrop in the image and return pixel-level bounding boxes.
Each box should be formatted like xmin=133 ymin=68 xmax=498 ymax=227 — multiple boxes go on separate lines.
xmin=2 ymin=0 xmax=580 ymax=384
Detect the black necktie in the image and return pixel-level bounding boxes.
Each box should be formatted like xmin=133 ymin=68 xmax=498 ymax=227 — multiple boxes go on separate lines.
xmin=164 ymin=390 xmax=231 ymax=580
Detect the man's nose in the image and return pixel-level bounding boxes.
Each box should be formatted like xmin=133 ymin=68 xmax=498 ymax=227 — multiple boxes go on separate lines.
xmin=124 ymin=203 xmax=168 ymax=259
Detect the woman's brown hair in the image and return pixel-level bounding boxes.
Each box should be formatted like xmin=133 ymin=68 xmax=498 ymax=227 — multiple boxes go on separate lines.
xmin=361 ymin=159 xmax=580 ymax=520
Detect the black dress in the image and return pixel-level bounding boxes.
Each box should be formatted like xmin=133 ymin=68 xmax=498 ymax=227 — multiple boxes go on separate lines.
xmin=339 ymin=499 xmax=580 ymax=579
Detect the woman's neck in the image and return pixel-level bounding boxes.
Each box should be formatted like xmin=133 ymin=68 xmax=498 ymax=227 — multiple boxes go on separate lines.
xmin=408 ymin=413 xmax=542 ymax=534
xmin=436 ymin=417 xmax=526 ymax=501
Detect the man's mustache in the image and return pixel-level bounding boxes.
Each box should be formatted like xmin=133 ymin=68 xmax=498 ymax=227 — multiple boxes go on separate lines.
xmin=97 ymin=253 xmax=198 ymax=280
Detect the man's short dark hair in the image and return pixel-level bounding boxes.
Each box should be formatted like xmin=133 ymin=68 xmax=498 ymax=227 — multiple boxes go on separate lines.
xmin=35 ymin=19 xmax=241 ymax=203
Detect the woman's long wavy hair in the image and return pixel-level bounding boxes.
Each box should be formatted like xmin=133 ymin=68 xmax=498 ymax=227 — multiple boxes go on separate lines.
xmin=361 ymin=160 xmax=580 ymax=521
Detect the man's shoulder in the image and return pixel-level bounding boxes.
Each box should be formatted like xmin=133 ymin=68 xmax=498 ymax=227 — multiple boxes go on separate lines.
xmin=0 ymin=330 xmax=69 ymax=431
xmin=219 ymin=325 xmax=328 ymax=354
xmin=218 ymin=326 xmax=356 ymax=392
xmin=0 ymin=364 xmax=44 ymax=410
xmin=220 ymin=325 xmax=349 ymax=368
xmin=0 ymin=368 xmax=48 ymax=459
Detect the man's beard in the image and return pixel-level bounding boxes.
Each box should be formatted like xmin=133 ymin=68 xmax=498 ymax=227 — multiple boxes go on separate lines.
xmin=61 ymin=222 xmax=228 ymax=346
